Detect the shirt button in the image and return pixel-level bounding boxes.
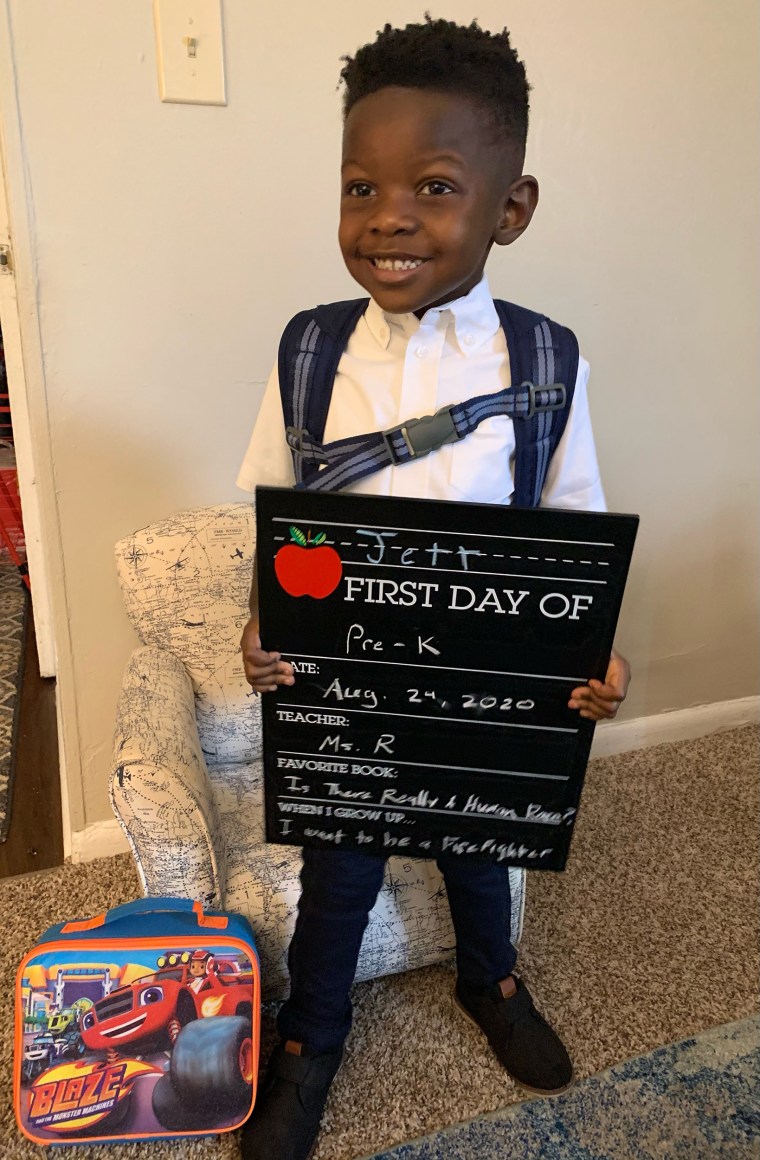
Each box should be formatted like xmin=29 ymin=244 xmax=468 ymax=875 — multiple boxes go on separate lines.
xmin=464 ymin=333 xmax=475 ymax=346
xmin=415 ymin=345 xmax=428 ymax=359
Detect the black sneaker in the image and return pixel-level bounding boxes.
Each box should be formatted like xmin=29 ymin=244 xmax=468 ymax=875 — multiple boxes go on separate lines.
xmin=455 ymin=975 xmax=574 ymax=1095
xmin=240 ymin=1041 xmax=343 ymax=1160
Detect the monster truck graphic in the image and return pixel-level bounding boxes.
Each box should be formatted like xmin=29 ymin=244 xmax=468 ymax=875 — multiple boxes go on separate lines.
xmin=21 ymin=1027 xmax=87 ymax=1085
xmin=48 ymin=1008 xmax=78 ymax=1037
xmin=46 ymin=999 xmax=91 ymax=1055
xmin=21 ymin=1035 xmax=57 ymax=1085
xmin=79 ymin=958 xmax=254 ymax=1129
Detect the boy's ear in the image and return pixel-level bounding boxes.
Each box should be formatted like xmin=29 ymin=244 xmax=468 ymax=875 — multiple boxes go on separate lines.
xmin=494 ymin=175 xmax=539 ymax=246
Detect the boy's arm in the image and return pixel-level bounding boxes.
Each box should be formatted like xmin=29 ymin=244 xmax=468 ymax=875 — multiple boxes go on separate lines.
xmin=238 ymin=365 xmax=296 ymax=692
xmin=241 ymin=554 xmax=295 ymax=692
xmin=237 ymin=365 xmax=296 ymax=493
xmin=540 ymin=357 xmax=605 ymax=512
xmin=540 ymin=358 xmax=631 ymax=721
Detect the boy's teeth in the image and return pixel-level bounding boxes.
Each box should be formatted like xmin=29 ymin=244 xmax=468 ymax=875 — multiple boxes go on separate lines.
xmin=373 ymin=258 xmax=423 ymax=271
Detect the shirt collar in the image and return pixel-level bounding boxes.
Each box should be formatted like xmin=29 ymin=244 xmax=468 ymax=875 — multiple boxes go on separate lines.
xmin=363 ymin=276 xmax=501 ymax=356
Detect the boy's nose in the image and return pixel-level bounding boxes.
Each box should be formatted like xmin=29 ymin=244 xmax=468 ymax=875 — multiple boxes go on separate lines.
xmin=367 ymin=192 xmax=418 ymax=234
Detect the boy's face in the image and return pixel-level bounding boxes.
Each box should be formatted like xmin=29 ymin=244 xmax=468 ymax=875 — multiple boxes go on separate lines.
xmin=339 ymin=86 xmax=537 ymax=315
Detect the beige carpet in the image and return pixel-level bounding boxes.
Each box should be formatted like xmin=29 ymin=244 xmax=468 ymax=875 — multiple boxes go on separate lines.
xmin=2 ymin=725 xmax=758 ymax=1159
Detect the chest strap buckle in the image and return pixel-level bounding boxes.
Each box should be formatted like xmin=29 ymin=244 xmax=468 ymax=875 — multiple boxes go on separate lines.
xmin=382 ymin=404 xmax=460 ymax=464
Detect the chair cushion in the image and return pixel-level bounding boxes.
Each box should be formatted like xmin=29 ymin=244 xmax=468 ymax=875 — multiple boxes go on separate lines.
xmin=115 ymin=504 xmax=262 ymax=764
xmin=208 ymin=759 xmax=458 ymax=999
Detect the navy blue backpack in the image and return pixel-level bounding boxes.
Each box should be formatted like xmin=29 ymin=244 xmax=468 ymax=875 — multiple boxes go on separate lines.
xmin=277 ymin=297 xmax=578 ymax=507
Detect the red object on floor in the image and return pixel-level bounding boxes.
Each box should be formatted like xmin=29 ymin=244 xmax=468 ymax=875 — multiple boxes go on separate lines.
xmin=0 ymin=461 xmax=29 ymax=589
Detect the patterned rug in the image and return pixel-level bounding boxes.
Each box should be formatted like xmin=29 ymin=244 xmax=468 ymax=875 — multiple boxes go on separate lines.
xmin=363 ymin=1017 xmax=760 ymax=1160
xmin=0 ymin=561 xmax=28 ymax=841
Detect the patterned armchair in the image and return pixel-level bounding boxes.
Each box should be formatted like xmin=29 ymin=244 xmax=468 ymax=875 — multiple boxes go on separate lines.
xmin=110 ymin=504 xmax=525 ymax=999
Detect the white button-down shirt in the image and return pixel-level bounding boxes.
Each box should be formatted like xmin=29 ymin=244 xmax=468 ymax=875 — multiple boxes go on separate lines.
xmin=237 ymin=277 xmax=606 ymax=512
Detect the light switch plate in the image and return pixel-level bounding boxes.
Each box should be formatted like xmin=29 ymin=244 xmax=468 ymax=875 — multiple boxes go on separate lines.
xmin=154 ymin=0 xmax=226 ymax=106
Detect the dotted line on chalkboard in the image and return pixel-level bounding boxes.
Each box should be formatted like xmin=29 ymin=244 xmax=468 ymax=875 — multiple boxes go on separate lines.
xmin=383 ymin=544 xmax=611 ymax=566
xmin=272 ymin=535 xmax=611 ymax=567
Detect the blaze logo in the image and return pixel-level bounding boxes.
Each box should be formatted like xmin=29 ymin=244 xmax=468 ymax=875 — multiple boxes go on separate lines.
xmin=27 ymin=1059 xmax=159 ymax=1134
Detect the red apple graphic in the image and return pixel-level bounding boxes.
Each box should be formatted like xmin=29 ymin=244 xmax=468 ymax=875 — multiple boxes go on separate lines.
xmin=274 ymin=526 xmax=343 ymax=599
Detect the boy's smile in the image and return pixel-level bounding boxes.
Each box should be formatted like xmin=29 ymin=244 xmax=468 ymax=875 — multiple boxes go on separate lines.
xmin=339 ymin=87 xmax=537 ymax=316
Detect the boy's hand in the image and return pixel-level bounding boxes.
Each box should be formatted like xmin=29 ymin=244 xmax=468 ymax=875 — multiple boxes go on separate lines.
xmin=240 ymin=616 xmax=295 ymax=694
xmin=568 ymin=647 xmax=630 ymax=721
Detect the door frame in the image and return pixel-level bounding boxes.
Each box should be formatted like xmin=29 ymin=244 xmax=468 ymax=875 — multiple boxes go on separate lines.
xmin=0 ymin=144 xmax=56 ymax=676
xmin=0 ymin=0 xmax=86 ymax=851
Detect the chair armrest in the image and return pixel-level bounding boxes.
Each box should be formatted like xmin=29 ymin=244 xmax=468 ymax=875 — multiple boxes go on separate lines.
xmin=110 ymin=645 xmax=227 ymax=907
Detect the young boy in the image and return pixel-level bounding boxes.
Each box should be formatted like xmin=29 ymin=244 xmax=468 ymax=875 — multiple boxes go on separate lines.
xmin=237 ymin=18 xmax=630 ymax=1160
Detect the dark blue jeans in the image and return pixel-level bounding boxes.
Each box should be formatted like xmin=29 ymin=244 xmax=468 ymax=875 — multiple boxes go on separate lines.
xmin=277 ymin=846 xmax=517 ymax=1053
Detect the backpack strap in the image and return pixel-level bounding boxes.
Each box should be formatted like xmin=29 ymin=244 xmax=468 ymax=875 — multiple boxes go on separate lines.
xmin=277 ymin=297 xmax=577 ymax=503
xmin=494 ymin=301 xmax=579 ymax=507
xmin=288 ymin=378 xmax=568 ymax=493
xmin=278 ymin=299 xmax=368 ymax=484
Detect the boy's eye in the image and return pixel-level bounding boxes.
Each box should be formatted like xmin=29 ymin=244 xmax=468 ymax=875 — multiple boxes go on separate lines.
xmin=346 ymin=182 xmax=375 ymax=198
xmin=419 ymin=180 xmax=455 ymax=196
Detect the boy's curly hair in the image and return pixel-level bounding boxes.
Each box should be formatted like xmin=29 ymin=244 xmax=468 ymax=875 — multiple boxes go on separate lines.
xmin=339 ymin=16 xmax=530 ymax=151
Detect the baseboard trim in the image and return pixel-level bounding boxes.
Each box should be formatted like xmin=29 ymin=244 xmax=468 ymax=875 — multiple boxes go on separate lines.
xmin=70 ymin=818 xmax=130 ymax=864
xmin=590 ymin=695 xmax=759 ymax=758
xmin=68 ymin=697 xmax=759 ymax=863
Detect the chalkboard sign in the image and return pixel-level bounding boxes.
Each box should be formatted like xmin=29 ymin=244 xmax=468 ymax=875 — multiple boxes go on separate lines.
xmin=256 ymin=487 xmax=638 ymax=871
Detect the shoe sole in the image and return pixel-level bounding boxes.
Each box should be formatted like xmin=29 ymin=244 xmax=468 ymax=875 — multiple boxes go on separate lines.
xmin=454 ymin=997 xmax=575 ymax=1097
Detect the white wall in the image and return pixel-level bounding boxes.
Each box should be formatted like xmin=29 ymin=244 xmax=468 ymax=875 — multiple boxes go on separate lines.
xmin=2 ymin=0 xmax=758 ymax=832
